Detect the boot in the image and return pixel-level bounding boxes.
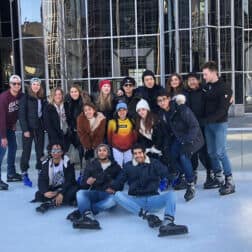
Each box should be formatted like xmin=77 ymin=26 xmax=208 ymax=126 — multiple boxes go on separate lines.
xmin=158 ymin=215 xmax=188 ymax=237
xmin=203 ymin=171 xmax=224 ymax=189
xmin=193 ymin=170 xmax=198 ymax=184
xmin=0 ymin=180 xmax=9 ymax=190
xmin=36 ymin=201 xmax=56 ymax=213
xmin=73 ymin=211 xmax=100 ymax=229
xmin=66 ymin=209 xmax=81 ymax=222
xmin=203 ymin=170 xmax=215 ymax=189
xmin=7 ymin=173 xmax=22 ymax=182
xmin=219 ymin=175 xmax=235 ymax=196
xmin=139 ymin=209 xmax=162 ymax=228
xmin=23 ymin=173 xmax=32 ymax=187
xmin=184 ymin=182 xmax=195 ymax=202
xmin=173 ymin=174 xmax=187 ymax=190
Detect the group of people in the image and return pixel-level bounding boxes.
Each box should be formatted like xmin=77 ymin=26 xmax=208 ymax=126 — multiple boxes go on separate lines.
xmin=0 ymin=61 xmax=235 ymax=237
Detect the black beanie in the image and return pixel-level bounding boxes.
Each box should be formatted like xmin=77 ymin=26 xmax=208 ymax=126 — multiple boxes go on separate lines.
xmin=142 ymin=70 xmax=155 ymax=82
xmin=121 ymin=77 xmax=136 ymax=88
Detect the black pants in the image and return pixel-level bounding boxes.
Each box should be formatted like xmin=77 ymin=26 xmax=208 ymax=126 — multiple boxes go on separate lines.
xmin=20 ymin=124 xmax=44 ymax=172
xmin=34 ymin=185 xmax=79 ymax=204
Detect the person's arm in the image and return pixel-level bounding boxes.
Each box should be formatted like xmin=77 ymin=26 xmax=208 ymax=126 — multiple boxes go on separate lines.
xmin=77 ymin=114 xmax=91 ymax=149
xmin=79 ymin=161 xmax=95 ymax=189
xmin=92 ymin=118 xmax=106 ymax=148
xmin=107 ymin=119 xmax=115 ymax=146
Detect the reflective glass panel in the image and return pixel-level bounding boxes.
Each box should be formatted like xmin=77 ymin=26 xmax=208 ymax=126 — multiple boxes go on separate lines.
xmin=20 ymin=0 xmax=43 ymax=37
xmin=208 ymin=0 xmax=217 ymax=26
xmin=112 ymin=0 xmax=135 ymax=36
xmin=164 ymin=32 xmax=176 ymax=74
xmin=235 ymin=28 xmax=243 ymax=71
xmin=191 ymin=0 xmax=205 ymax=27
xmin=220 ymin=28 xmax=231 ymax=71
xmin=179 ymin=30 xmax=190 ymax=73
xmin=113 ymin=37 xmax=136 ymax=78
xmin=178 ymin=0 xmax=189 ymax=28
xmin=164 ymin=0 xmax=175 ymax=31
xmin=234 ymin=0 xmax=243 ymax=27
xmin=208 ymin=27 xmax=218 ymax=63
xmin=88 ymin=0 xmax=110 ymax=37
xmin=22 ymin=39 xmax=45 ymax=79
xmin=137 ymin=0 xmax=159 ymax=34
xmin=235 ymin=73 xmax=243 ymax=104
xmin=89 ymin=39 xmax=111 ymax=78
xmin=192 ymin=28 xmax=205 ymax=72
xmin=219 ymin=0 xmax=231 ymax=26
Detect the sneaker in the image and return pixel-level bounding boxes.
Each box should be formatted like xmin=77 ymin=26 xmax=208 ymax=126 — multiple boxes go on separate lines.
xmin=66 ymin=209 xmax=81 ymax=222
xmin=0 ymin=180 xmax=9 ymax=190
xmin=7 ymin=173 xmax=22 ymax=182
xmin=23 ymin=174 xmax=32 ymax=187
xmin=219 ymin=175 xmax=235 ymax=196
xmin=73 ymin=211 xmax=100 ymax=229
xmin=184 ymin=182 xmax=195 ymax=202
xmin=158 ymin=223 xmax=188 ymax=236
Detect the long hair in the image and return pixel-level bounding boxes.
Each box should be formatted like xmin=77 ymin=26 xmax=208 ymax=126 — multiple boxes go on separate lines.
xmin=83 ymin=102 xmax=98 ymax=117
xmin=96 ymin=91 xmax=113 ymax=112
xmin=48 ymin=87 xmax=64 ymax=104
xmin=27 ymin=84 xmax=44 ymax=99
xmin=135 ymin=110 xmax=157 ymax=134
xmin=166 ymin=73 xmax=184 ymax=97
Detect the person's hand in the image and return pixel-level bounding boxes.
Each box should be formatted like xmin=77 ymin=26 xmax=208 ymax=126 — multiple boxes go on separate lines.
xmin=55 ymin=193 xmax=63 ymax=206
xmin=105 ymin=188 xmax=115 ymax=194
xmin=24 ymin=131 xmax=30 ymax=138
xmin=1 ymin=138 xmax=8 ymax=148
xmin=230 ymin=96 xmax=234 ymax=104
xmin=117 ymin=89 xmax=124 ymax=96
xmin=44 ymin=191 xmax=57 ymax=198
xmin=86 ymin=177 xmax=96 ymax=185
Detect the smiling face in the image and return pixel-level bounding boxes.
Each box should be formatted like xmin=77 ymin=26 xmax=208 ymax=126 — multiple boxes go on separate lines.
xmin=187 ymin=77 xmax=200 ymax=90
xmin=122 ymin=83 xmax=134 ymax=96
xmin=117 ymin=108 xmax=128 ymax=120
xmin=137 ymin=108 xmax=148 ymax=119
xmin=53 ymin=90 xmax=63 ymax=105
xmin=84 ymin=105 xmax=95 ymax=119
xmin=97 ymin=146 xmax=109 ymax=161
xmin=9 ymin=77 xmax=21 ymax=95
xmin=70 ymin=87 xmax=80 ymax=100
xmin=101 ymin=84 xmax=111 ymax=95
xmin=157 ymin=96 xmax=170 ymax=111
xmin=31 ymin=81 xmax=41 ymax=94
xmin=143 ymin=76 xmax=155 ymax=89
xmin=133 ymin=148 xmax=145 ymax=163
xmin=51 ymin=144 xmax=63 ymax=162
xmin=170 ymin=75 xmax=181 ymax=89
xmin=203 ymin=68 xmax=218 ymax=83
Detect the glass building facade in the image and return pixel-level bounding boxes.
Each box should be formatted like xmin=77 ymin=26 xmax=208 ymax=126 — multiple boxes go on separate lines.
xmin=0 ymin=0 xmax=250 ymax=114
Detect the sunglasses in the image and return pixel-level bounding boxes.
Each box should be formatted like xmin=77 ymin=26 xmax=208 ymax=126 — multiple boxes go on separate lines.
xmin=51 ymin=149 xmax=63 ymax=154
xmin=11 ymin=82 xmax=21 ymax=86
xmin=123 ymin=84 xmax=133 ymax=87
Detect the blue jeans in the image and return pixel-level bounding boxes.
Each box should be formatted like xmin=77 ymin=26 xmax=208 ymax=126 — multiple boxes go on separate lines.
xmin=77 ymin=190 xmax=116 ymax=214
xmin=171 ymin=139 xmax=194 ymax=183
xmin=204 ymin=122 xmax=232 ymax=176
xmin=114 ymin=191 xmax=176 ymax=218
xmin=0 ymin=129 xmax=17 ymax=179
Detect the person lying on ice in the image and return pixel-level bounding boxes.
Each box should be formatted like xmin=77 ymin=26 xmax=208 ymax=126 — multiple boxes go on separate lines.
xmin=33 ymin=143 xmax=78 ymax=213
xmin=68 ymin=144 xmax=122 ymax=229
xmin=107 ymin=143 xmax=188 ymax=237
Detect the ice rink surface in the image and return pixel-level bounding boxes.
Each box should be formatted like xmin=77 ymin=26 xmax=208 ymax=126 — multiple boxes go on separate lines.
xmin=0 ymin=170 xmax=252 ymax=252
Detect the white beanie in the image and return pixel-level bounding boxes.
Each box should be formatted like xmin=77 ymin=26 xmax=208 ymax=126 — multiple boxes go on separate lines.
xmin=136 ymin=99 xmax=150 ymax=112
xmin=174 ymin=94 xmax=186 ymax=105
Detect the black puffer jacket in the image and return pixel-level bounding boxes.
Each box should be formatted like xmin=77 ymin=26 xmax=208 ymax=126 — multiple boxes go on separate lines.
xmin=38 ymin=156 xmax=77 ymax=194
xmin=80 ymin=159 xmax=122 ymax=191
xmin=112 ymin=157 xmax=168 ymax=196
xmin=19 ymin=93 xmax=47 ymax=131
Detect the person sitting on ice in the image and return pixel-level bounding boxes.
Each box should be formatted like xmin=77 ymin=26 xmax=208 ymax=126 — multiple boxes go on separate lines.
xmin=107 ymin=143 xmax=188 ymax=237
xmin=33 ymin=143 xmax=78 ymax=213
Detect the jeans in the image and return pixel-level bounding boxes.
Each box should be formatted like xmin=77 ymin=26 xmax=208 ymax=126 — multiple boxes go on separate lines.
xmin=171 ymin=139 xmax=194 ymax=183
xmin=112 ymin=148 xmax=132 ymax=167
xmin=114 ymin=191 xmax=176 ymax=218
xmin=0 ymin=129 xmax=17 ymax=179
xmin=77 ymin=190 xmax=116 ymax=214
xmin=204 ymin=122 xmax=232 ymax=176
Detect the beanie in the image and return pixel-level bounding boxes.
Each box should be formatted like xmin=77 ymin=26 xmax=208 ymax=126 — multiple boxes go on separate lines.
xmin=136 ymin=99 xmax=150 ymax=112
xmin=30 ymin=77 xmax=41 ymax=85
xmin=116 ymin=101 xmax=128 ymax=111
xmin=121 ymin=77 xmax=136 ymax=88
xmin=142 ymin=70 xmax=155 ymax=82
xmin=99 ymin=80 xmax=111 ymax=90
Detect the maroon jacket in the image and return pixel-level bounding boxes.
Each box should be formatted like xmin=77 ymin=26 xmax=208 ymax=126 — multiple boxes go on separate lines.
xmin=0 ymin=89 xmax=22 ymax=138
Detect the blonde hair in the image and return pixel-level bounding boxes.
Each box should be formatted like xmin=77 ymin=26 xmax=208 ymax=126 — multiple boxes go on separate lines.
xmin=48 ymin=87 xmax=64 ymax=104
xmin=96 ymin=91 xmax=113 ymax=112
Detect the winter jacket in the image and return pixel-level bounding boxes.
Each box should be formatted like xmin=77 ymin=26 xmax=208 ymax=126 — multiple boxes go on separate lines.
xmin=77 ymin=112 xmax=106 ymax=150
xmin=38 ymin=155 xmax=77 ymax=194
xmin=79 ymin=159 xmax=122 ymax=191
xmin=19 ymin=93 xmax=47 ymax=132
xmin=0 ymin=89 xmax=22 ymax=138
xmin=202 ymin=79 xmax=232 ymax=123
xmin=112 ymin=156 xmax=168 ymax=196
xmin=135 ymin=85 xmax=165 ymax=112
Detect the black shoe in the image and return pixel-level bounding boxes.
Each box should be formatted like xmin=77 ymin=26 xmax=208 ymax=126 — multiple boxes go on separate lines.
xmin=184 ymin=183 xmax=195 ymax=202
xmin=219 ymin=176 xmax=235 ymax=196
xmin=203 ymin=171 xmax=215 ymax=189
xmin=7 ymin=173 xmax=22 ymax=182
xmin=73 ymin=211 xmax=101 ymax=229
xmin=158 ymin=223 xmax=188 ymax=236
xmin=36 ymin=201 xmax=56 ymax=213
xmin=204 ymin=172 xmax=223 ymax=189
xmin=139 ymin=209 xmax=162 ymax=228
xmin=66 ymin=209 xmax=81 ymax=222
xmin=173 ymin=174 xmax=187 ymax=190
xmin=0 ymin=180 xmax=9 ymax=190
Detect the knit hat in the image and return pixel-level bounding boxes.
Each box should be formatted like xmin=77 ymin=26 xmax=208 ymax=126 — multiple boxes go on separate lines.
xmin=121 ymin=77 xmax=136 ymax=88
xmin=136 ymin=99 xmax=150 ymax=112
xmin=30 ymin=77 xmax=41 ymax=85
xmin=116 ymin=101 xmax=128 ymax=111
xmin=95 ymin=144 xmax=111 ymax=158
xmin=187 ymin=72 xmax=200 ymax=80
xmin=99 ymin=80 xmax=111 ymax=90
xmin=142 ymin=70 xmax=155 ymax=82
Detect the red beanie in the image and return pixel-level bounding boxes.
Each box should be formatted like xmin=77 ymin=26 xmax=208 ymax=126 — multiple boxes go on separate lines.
xmin=99 ymin=80 xmax=111 ymax=90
